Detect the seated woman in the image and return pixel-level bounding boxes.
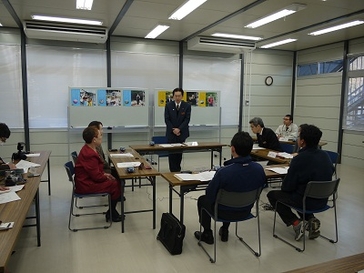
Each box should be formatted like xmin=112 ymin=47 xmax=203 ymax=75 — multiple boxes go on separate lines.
xmin=75 ymin=126 xmax=122 ymax=222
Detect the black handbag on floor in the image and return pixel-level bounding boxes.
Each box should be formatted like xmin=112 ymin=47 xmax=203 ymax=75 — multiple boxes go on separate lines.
xmin=157 ymin=213 xmax=186 ymax=255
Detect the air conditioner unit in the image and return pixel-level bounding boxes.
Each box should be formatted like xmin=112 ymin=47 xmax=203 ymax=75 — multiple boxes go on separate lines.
xmin=187 ymin=36 xmax=256 ymax=53
xmin=23 ymin=21 xmax=108 ymax=43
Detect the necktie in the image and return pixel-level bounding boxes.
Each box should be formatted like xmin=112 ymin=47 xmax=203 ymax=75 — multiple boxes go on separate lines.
xmin=176 ymin=104 xmax=180 ymax=111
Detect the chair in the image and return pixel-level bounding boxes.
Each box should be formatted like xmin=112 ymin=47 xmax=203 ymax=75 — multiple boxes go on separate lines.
xmin=151 ymin=136 xmax=169 ymax=171
xmin=323 ymin=150 xmax=339 ymax=179
xmin=273 ymin=178 xmax=340 ymax=252
xmin=71 ymin=151 xmax=78 ymax=164
xmin=198 ymin=187 xmax=262 ymax=263
xmin=280 ymin=143 xmax=295 ymax=154
xmin=64 ymin=161 xmax=112 ymax=232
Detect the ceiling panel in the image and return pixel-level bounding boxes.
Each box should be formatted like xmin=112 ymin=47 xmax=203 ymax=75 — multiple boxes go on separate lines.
xmin=0 ymin=0 xmax=363 ymax=51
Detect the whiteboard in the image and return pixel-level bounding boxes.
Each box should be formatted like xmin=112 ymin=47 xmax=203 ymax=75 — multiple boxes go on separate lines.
xmin=68 ymin=87 xmax=148 ymax=128
xmin=154 ymin=89 xmax=220 ymax=127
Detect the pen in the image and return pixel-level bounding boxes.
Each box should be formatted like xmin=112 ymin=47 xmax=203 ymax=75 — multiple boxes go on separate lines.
xmin=7 ymin=223 xmax=11 ymax=228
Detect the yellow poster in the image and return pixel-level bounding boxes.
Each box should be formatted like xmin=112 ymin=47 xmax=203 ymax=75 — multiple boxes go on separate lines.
xmin=198 ymin=92 xmax=206 ymax=107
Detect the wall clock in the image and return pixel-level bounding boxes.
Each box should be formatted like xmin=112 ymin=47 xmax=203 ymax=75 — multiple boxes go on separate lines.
xmin=265 ymin=76 xmax=273 ymax=86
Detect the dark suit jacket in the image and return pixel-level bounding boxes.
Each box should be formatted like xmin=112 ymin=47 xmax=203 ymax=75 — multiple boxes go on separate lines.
xmin=256 ymin=127 xmax=281 ymax=151
xmin=164 ymin=100 xmax=191 ymax=143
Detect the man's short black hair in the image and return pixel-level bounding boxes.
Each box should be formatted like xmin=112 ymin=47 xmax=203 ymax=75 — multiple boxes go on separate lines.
xmin=249 ymin=117 xmax=264 ymax=128
xmin=285 ymin=114 xmax=293 ymax=121
xmin=299 ymin=124 xmax=322 ymax=148
xmin=0 ymin=123 xmax=11 ymax=138
xmin=230 ymin=131 xmax=253 ymax=157
xmin=173 ymin=87 xmax=184 ymax=96
xmin=88 ymin=121 xmax=103 ymax=129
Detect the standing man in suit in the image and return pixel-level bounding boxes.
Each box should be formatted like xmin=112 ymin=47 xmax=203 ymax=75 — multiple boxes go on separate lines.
xmin=164 ymin=88 xmax=191 ymax=172
xmin=249 ymin=117 xmax=281 ymax=151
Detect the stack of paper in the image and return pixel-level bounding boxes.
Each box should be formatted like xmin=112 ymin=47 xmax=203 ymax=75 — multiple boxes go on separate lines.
xmin=266 ymin=166 xmax=289 ymax=174
xmin=116 ymin=162 xmax=141 ymax=168
xmin=277 ymin=152 xmax=294 ymax=159
xmin=15 ymin=160 xmax=41 ymax=173
xmin=174 ymin=171 xmax=216 ymax=182
xmin=253 ymin=144 xmax=265 ymax=150
xmin=110 ymin=153 xmax=134 ymax=158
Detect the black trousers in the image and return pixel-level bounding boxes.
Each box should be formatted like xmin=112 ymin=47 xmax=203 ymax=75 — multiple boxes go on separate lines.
xmin=168 ymin=152 xmax=183 ymax=172
xmin=197 ymin=195 xmax=250 ymax=231
xmin=267 ymin=190 xmax=315 ymax=226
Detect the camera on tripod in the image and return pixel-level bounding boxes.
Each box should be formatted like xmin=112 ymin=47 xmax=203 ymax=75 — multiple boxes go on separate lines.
xmin=12 ymin=142 xmax=27 ymax=161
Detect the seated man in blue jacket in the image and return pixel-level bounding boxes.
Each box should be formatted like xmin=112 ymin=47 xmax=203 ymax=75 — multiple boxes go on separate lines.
xmin=267 ymin=124 xmax=333 ymax=241
xmin=194 ymin=131 xmax=266 ymax=244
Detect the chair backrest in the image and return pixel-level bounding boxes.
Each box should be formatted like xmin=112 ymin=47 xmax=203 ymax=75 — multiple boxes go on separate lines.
xmin=64 ymin=161 xmax=75 ymax=187
xmin=71 ymin=151 xmax=78 ymax=164
xmin=304 ymin=178 xmax=340 ymax=200
xmin=323 ymin=150 xmax=339 ymax=165
xmin=216 ymin=188 xmax=262 ymax=209
xmin=152 ymin=136 xmax=168 ymax=144
xmin=280 ymin=143 xmax=295 ymax=154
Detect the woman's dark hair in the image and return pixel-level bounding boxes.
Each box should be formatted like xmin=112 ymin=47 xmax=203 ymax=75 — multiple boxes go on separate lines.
xmin=0 ymin=123 xmax=11 ymax=138
xmin=82 ymin=126 xmax=99 ymax=144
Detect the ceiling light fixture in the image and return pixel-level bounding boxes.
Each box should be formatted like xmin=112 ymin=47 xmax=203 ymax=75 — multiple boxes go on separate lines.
xmin=260 ymin=38 xmax=297 ymax=49
xmin=245 ymin=3 xmax=306 ymax=29
xmin=308 ymin=20 xmax=364 ymax=36
xmin=169 ymin=0 xmax=208 ymax=20
xmin=212 ymin=33 xmax=262 ymax=41
xmin=145 ymin=25 xmax=170 ymax=39
xmin=76 ymin=0 xmax=94 ymax=10
xmin=31 ymin=15 xmax=103 ymax=25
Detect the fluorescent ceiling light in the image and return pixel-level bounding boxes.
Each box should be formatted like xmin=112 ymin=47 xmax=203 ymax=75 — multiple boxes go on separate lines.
xmin=76 ymin=0 xmax=94 ymax=10
xmin=212 ymin=33 xmax=262 ymax=41
xmin=169 ymin=0 xmax=208 ymax=20
xmin=308 ymin=20 xmax=364 ymax=36
xmin=245 ymin=4 xmax=306 ymax=29
xmin=31 ymin=15 xmax=103 ymax=25
xmin=145 ymin=25 xmax=170 ymax=39
xmin=260 ymin=38 xmax=297 ymax=49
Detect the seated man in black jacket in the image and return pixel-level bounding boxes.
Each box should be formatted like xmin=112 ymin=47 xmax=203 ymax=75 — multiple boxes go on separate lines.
xmin=194 ymin=132 xmax=266 ymax=244
xmin=249 ymin=117 xmax=281 ymax=151
xmin=267 ymin=124 xmax=333 ymax=241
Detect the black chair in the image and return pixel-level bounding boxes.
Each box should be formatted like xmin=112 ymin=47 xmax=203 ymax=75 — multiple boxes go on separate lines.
xmin=151 ymin=135 xmax=169 ymax=171
xmin=64 ymin=161 xmax=112 ymax=232
xmin=71 ymin=151 xmax=78 ymax=164
xmin=197 ymin=188 xmax=262 ymax=263
xmin=323 ymin=150 xmax=339 ymax=179
xmin=273 ymin=178 xmax=340 ymax=252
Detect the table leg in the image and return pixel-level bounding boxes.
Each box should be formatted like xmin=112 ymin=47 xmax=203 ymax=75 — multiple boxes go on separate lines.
xmin=47 ymin=158 xmax=51 ymax=195
xmin=121 ymin=183 xmax=125 ymax=233
xmin=180 ymin=187 xmax=185 ymax=224
xmin=152 ymin=176 xmax=156 ymax=229
xmin=169 ymin=186 xmax=173 ymax=214
xmin=35 ymin=189 xmax=41 ymax=247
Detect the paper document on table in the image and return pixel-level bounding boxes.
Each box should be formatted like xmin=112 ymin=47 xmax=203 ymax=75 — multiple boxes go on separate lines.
xmin=266 ymin=166 xmax=289 ymax=174
xmin=174 ymin=171 xmax=216 ymax=182
xmin=0 ymin=191 xmax=21 ymax=204
xmin=116 ymin=162 xmax=141 ymax=168
xmin=110 ymin=153 xmax=134 ymax=158
xmin=183 ymin=141 xmax=198 ymax=146
xmin=26 ymin=153 xmax=41 ymax=157
xmin=253 ymin=144 xmax=265 ymax=150
xmin=16 ymin=159 xmax=41 ymax=173
xmin=9 ymin=185 xmax=25 ymax=192
xmin=277 ymin=152 xmax=294 ymax=159
xmin=160 ymin=143 xmax=183 ymax=147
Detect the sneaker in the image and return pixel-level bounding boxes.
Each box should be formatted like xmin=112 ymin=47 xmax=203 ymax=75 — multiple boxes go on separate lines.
xmin=219 ymin=227 xmax=229 ymax=242
xmin=293 ymin=220 xmax=306 ymax=241
xmin=307 ymin=218 xmax=321 ymax=239
xmin=194 ymin=230 xmax=214 ymax=245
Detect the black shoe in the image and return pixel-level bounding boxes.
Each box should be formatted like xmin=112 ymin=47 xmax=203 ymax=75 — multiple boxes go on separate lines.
xmin=219 ymin=227 xmax=229 ymax=242
xmin=105 ymin=212 xmax=125 ymax=222
xmin=194 ymin=231 xmax=214 ymax=245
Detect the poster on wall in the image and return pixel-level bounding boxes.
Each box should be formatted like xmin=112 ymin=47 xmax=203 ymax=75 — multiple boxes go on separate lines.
xmin=97 ymin=89 xmax=122 ymax=106
xmin=123 ymin=90 xmax=146 ymax=107
xmin=157 ymin=90 xmax=218 ymax=107
xmin=70 ymin=88 xmax=97 ymax=107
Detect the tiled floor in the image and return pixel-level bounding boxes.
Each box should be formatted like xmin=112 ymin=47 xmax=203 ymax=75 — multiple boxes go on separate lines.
xmin=6 ymin=153 xmax=364 ymax=272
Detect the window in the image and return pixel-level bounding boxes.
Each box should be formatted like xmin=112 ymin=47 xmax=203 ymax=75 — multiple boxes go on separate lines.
xmin=297 ymin=59 xmax=343 ymax=77
xmin=344 ymin=56 xmax=364 ymax=131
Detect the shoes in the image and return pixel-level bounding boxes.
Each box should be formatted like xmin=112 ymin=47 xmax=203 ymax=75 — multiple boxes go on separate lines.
xmin=307 ymin=217 xmax=321 ymax=239
xmin=293 ymin=220 xmax=307 ymax=241
xmin=219 ymin=227 xmax=229 ymax=242
xmin=105 ymin=211 xmax=125 ymax=222
xmin=194 ymin=230 xmax=214 ymax=245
